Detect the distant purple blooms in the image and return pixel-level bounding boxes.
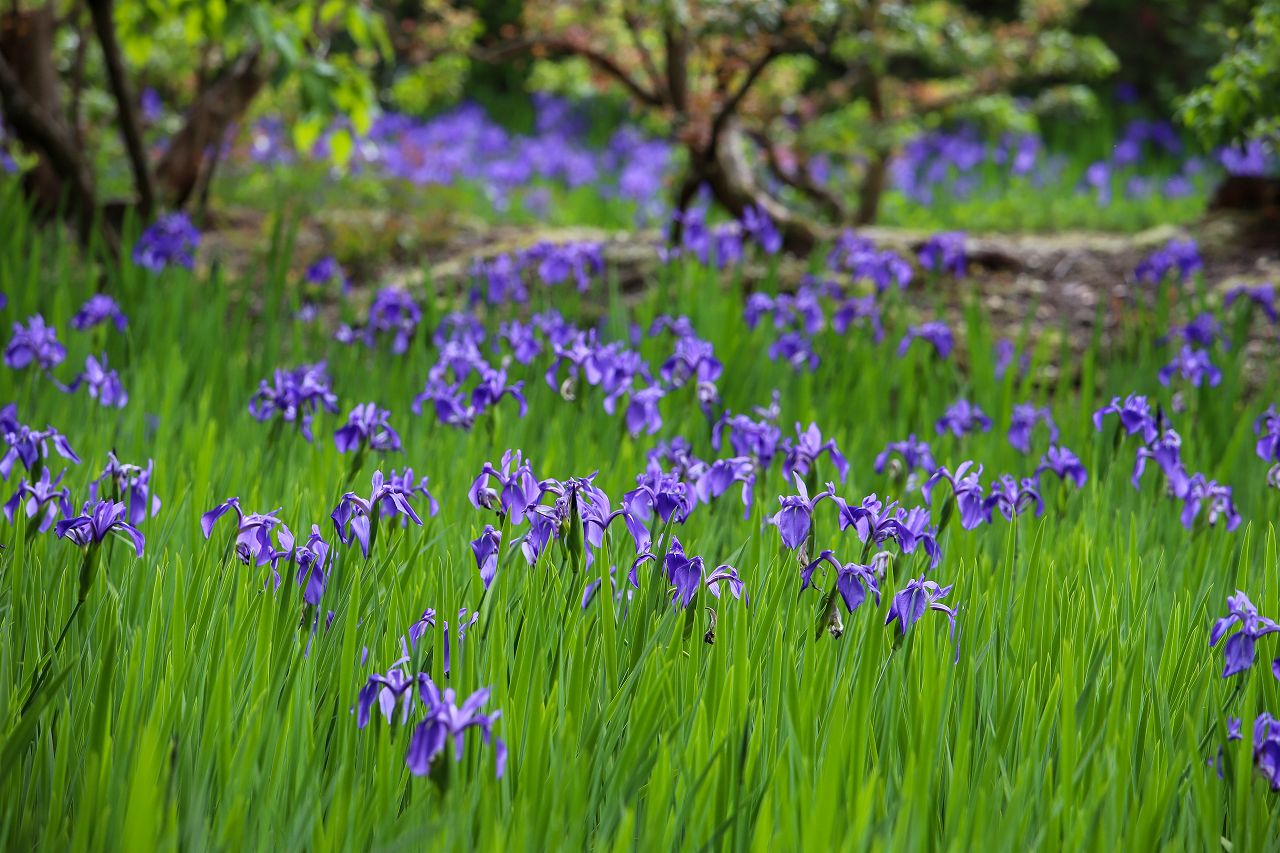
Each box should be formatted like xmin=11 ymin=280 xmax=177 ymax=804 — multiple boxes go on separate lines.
xmin=133 ymin=213 xmax=200 ymax=272
xmin=1008 ymin=403 xmax=1058 ymax=453
xmin=1158 ymin=346 xmax=1222 ymax=388
xmin=922 ymin=462 xmax=986 ymax=530
xmin=875 ymin=435 xmax=936 ymax=476
xmin=936 ymin=399 xmax=992 ymax=438
xmin=305 ymin=256 xmax=347 ymax=292
xmin=1224 ymin=283 xmax=1277 ymax=324
xmin=1036 ymin=446 xmax=1087 ymax=489
xmin=64 ymin=355 xmax=127 ymax=408
xmin=71 ymin=295 xmax=128 ymax=332
xmin=3 ymin=467 xmax=70 ymax=532
xmin=0 ymin=416 xmax=79 ymax=480
xmin=405 ymin=682 xmax=506 ymax=779
xmin=294 ymin=525 xmax=330 ymax=606
xmin=898 ymin=322 xmax=954 ymax=359
xmin=5 ymin=315 xmax=65 ymax=371
xmin=1133 ymin=238 xmax=1201 ymax=285
xmin=1093 ymin=395 xmax=1158 ymax=443
xmin=781 ymin=422 xmax=849 ymax=484
xmin=917 ymin=232 xmax=966 ymax=277
xmin=331 ymin=470 xmax=425 ymax=558
xmin=983 ymin=475 xmax=1044 ymax=522
xmin=334 ymin=403 xmax=402 ymax=454
xmin=249 ymin=362 xmax=339 ymax=442
xmin=87 ymin=453 xmax=159 ymax=526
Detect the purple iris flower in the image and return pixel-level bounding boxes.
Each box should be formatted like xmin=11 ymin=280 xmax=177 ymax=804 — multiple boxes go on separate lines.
xmin=1132 ymin=428 xmax=1186 ymax=492
xmin=1092 ymin=394 xmax=1159 ymax=443
xmin=770 ymin=477 xmax=834 ymax=551
xmin=662 ymin=537 xmax=705 ymax=608
xmin=1008 ymin=403 xmax=1059 ymax=453
xmin=624 ymin=385 xmax=665 ymax=436
xmin=649 ymin=315 xmax=697 ymax=339
xmin=1224 ymin=283 xmax=1277 ymax=324
xmin=366 ymin=287 xmax=421 ymax=354
xmin=893 ymin=506 xmax=942 ymax=569
xmin=249 ymin=362 xmax=339 ymax=442
xmin=831 ymin=295 xmax=883 ymax=342
xmin=519 ymin=505 xmax=560 ymax=566
xmin=833 ymin=493 xmax=900 ymax=545
xmin=1158 ymin=345 xmax=1222 ymax=388
xmin=1256 ymin=407 xmax=1280 ymax=463
xmin=875 ymin=435 xmax=936 ymax=476
xmin=500 ymin=320 xmax=543 ymax=364
xmin=469 ymin=450 xmax=542 ymax=524
xmin=713 ymin=411 xmax=784 ymax=470
xmin=470 ymin=365 xmax=528 ymax=419
xmin=56 ymin=499 xmax=145 ymax=555
xmin=87 ymin=453 xmax=160 ymax=526
xmin=884 ymin=576 xmax=959 ymax=659
xmin=660 ymin=336 xmax=723 ymax=387
xmin=132 ymin=213 xmax=200 ymax=272
xmin=993 ymin=340 xmax=1021 ymax=379
xmin=767 ymin=331 xmax=820 ymax=372
xmin=1169 ymin=313 xmax=1222 ymax=348
xmin=433 ymin=311 xmax=487 ymax=348
xmin=201 ymin=497 xmax=295 ymax=567
xmin=471 ymin=525 xmax=502 ymax=588
xmin=406 ymin=682 xmax=506 ymax=779
xmin=331 ymin=470 xmax=424 ymax=558
xmin=63 ymin=355 xmax=127 ymax=408
xmin=334 ymin=403 xmax=402 ymax=454
xmin=305 ymin=256 xmax=347 ymax=292
xmin=917 ymin=232 xmax=966 ymax=277
xmin=922 ymin=462 xmax=987 ymax=530
xmin=1035 ymin=445 xmax=1088 ymax=489
xmin=1 ymin=420 xmax=79 ymax=480
xmin=384 ymin=468 xmax=439 ymax=522
xmin=705 ymin=564 xmax=745 ymax=600
xmin=5 ymin=315 xmax=65 ymax=371
xmin=827 ymin=230 xmax=913 ymax=291
xmin=782 ymin=422 xmax=849 ymax=484
xmin=693 ymin=457 xmax=755 ymax=515
xmin=935 ymin=399 xmax=992 ymax=438
xmin=1210 ymin=591 xmax=1280 ymax=677
xmin=1133 ymin=238 xmax=1202 ymax=284
xmin=71 ymin=295 xmax=128 ymax=332
xmin=984 ymin=475 xmax=1044 ymax=522
xmin=742 ymin=204 xmax=781 ymax=254
xmin=3 ymin=467 xmax=71 ymax=532
xmin=898 ymin=322 xmax=954 ymax=359
xmin=295 ymin=525 xmax=330 ymax=606
xmin=621 ymin=462 xmax=694 ymax=549
xmin=356 ymin=665 xmax=423 ymax=728
xmin=801 ymin=550 xmax=884 ymax=614
xmin=1178 ymin=474 xmax=1241 ymax=531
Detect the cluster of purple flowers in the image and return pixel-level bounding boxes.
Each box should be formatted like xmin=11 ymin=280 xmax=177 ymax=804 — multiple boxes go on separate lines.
xmin=248 ymin=362 xmax=340 ymax=441
xmin=1133 ymin=238 xmax=1203 ymax=285
xmin=132 ymin=213 xmax=201 ymax=272
xmin=338 ymin=287 xmax=422 ymax=354
xmin=1095 ymin=396 xmax=1241 ymax=531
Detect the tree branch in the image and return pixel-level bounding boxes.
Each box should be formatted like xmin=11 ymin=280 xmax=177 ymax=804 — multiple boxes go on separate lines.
xmin=87 ymin=0 xmax=153 ymax=218
xmin=0 ymin=50 xmax=104 ymax=246
xmin=476 ymin=36 xmax=664 ymax=108
xmin=753 ymin=131 xmax=849 ymax=222
xmin=708 ymin=47 xmax=784 ymax=152
xmin=622 ymin=11 xmax=664 ymax=102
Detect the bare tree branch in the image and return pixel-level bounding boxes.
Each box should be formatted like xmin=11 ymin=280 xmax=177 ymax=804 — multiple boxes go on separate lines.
xmin=622 ymin=11 xmax=664 ymax=102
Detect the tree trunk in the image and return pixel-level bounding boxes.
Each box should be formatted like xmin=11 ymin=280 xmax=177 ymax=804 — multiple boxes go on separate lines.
xmin=0 ymin=7 xmax=69 ymax=215
xmin=155 ymin=49 xmax=266 ymax=209
xmin=855 ymin=152 xmax=887 ymax=226
xmin=703 ymin=122 xmax=822 ymax=255
xmin=0 ymin=8 xmax=108 ymax=249
xmin=88 ymin=0 xmax=154 ymax=218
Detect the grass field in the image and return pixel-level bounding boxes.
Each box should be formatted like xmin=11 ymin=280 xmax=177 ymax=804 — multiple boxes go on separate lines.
xmin=2 ymin=185 xmax=1279 ymax=850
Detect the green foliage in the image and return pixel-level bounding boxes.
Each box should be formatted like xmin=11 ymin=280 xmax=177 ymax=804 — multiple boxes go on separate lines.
xmin=1179 ymin=1 xmax=1280 ymax=147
